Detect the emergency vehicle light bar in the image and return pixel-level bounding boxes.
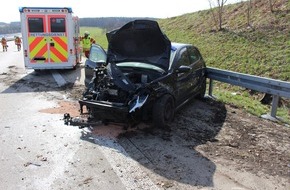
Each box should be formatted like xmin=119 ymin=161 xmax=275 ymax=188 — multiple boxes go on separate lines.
xmin=19 ymin=7 xmax=73 ymax=13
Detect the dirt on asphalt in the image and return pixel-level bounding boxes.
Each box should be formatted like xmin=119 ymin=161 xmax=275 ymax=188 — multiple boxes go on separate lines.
xmin=50 ymin=82 xmax=290 ymax=188
xmin=2 ymin=65 xmax=290 ymax=189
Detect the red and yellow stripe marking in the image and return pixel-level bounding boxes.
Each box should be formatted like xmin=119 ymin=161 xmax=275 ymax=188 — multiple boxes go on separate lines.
xmin=50 ymin=36 xmax=68 ymax=62
xmin=28 ymin=36 xmax=68 ymax=63
xmin=28 ymin=37 xmax=48 ymax=63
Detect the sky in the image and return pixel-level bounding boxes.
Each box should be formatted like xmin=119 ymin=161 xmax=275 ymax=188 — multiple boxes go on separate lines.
xmin=2 ymin=0 xmax=243 ymax=23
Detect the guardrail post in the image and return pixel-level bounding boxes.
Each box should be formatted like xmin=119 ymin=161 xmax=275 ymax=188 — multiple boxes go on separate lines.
xmin=208 ymin=78 xmax=213 ymax=97
xmin=270 ymin=95 xmax=279 ymax=118
xmin=261 ymin=95 xmax=281 ymax=122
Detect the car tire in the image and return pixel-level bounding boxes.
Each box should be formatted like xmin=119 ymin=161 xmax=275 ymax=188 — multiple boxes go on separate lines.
xmin=102 ymin=119 xmax=109 ymax=125
xmin=153 ymin=94 xmax=175 ymax=128
xmin=197 ymin=77 xmax=206 ymax=99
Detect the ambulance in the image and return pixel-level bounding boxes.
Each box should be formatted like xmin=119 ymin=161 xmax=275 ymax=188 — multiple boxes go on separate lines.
xmin=19 ymin=7 xmax=81 ymax=70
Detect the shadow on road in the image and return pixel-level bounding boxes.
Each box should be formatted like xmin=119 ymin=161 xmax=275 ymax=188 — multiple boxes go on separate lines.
xmin=0 ymin=64 xmax=84 ymax=94
xmin=80 ymin=97 xmax=227 ymax=188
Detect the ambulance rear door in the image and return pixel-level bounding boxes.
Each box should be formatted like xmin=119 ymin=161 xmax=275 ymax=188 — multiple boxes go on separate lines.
xmin=23 ymin=8 xmax=73 ymax=69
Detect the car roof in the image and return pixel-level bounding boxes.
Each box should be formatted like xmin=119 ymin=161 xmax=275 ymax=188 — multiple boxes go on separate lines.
xmin=171 ymin=42 xmax=192 ymax=50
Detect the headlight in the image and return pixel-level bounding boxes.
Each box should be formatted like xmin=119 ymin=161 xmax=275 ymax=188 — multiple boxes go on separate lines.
xmin=129 ymin=94 xmax=149 ymax=113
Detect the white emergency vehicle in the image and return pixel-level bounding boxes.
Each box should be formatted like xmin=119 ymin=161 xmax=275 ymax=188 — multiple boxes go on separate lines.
xmin=19 ymin=7 xmax=81 ymax=70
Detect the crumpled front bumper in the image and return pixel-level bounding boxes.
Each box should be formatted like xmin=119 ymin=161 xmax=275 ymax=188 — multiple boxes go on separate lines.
xmin=79 ymin=99 xmax=130 ymax=122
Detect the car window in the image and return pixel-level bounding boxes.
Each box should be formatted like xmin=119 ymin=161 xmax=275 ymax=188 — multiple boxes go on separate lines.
xmin=28 ymin=18 xmax=44 ymax=33
xmin=176 ymin=48 xmax=190 ymax=67
xmin=50 ymin=18 xmax=66 ymax=32
xmin=187 ymin=46 xmax=200 ymax=64
xmin=89 ymin=46 xmax=106 ymax=62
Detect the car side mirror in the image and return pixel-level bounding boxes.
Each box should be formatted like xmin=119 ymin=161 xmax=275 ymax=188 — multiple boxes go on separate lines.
xmin=175 ymin=65 xmax=191 ymax=73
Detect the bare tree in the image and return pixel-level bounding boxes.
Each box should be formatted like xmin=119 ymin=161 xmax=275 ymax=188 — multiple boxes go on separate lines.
xmin=208 ymin=0 xmax=219 ymax=30
xmin=217 ymin=0 xmax=228 ymax=30
xmin=208 ymin=0 xmax=228 ymax=31
xmin=269 ymin=0 xmax=273 ymax=12
xmin=269 ymin=0 xmax=278 ymax=12
xmin=247 ymin=0 xmax=252 ymax=27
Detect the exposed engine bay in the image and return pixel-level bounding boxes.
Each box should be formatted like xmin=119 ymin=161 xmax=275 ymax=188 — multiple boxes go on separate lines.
xmin=79 ymin=62 xmax=166 ymax=125
xmin=83 ymin=63 xmax=163 ymax=103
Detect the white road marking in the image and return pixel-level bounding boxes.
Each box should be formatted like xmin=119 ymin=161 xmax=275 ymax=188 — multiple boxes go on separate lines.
xmin=93 ymin=135 xmax=160 ymax=190
xmin=51 ymin=70 xmax=66 ymax=87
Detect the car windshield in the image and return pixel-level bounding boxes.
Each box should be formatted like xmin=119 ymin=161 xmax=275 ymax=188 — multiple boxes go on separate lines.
xmin=89 ymin=46 xmax=106 ymax=62
xmin=116 ymin=49 xmax=176 ymax=72
xmin=116 ymin=62 xmax=165 ymax=73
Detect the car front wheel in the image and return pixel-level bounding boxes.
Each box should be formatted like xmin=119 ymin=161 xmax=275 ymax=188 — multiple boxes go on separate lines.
xmin=153 ymin=94 xmax=175 ymax=128
xmin=197 ymin=77 xmax=206 ymax=99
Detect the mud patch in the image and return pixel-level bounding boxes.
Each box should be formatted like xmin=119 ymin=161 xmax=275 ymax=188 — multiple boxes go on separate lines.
xmin=39 ymin=100 xmax=134 ymax=139
xmin=39 ymin=101 xmax=80 ymax=117
xmin=88 ymin=122 xmax=153 ymax=140
xmin=196 ymin=105 xmax=290 ymax=178
xmin=62 ymin=84 xmax=84 ymax=101
xmin=91 ymin=125 xmax=126 ymax=139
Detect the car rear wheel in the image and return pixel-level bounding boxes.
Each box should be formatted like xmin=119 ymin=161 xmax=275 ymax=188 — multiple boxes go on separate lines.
xmin=153 ymin=94 xmax=175 ymax=128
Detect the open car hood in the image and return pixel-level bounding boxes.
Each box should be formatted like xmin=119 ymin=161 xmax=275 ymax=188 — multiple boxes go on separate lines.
xmin=106 ymin=20 xmax=171 ymax=71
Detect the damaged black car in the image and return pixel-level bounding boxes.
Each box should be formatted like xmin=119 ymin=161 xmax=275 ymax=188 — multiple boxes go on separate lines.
xmin=79 ymin=20 xmax=206 ymax=128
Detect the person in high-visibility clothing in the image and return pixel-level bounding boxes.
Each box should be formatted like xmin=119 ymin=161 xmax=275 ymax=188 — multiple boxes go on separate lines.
xmin=1 ymin=37 xmax=8 ymax=52
xmin=14 ymin=36 xmax=22 ymax=51
xmin=80 ymin=31 xmax=96 ymax=58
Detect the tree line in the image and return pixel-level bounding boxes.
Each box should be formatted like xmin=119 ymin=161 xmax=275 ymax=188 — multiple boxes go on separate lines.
xmin=0 ymin=22 xmax=21 ymax=34
xmin=0 ymin=17 xmax=156 ymax=35
xmin=79 ymin=17 xmax=156 ymax=31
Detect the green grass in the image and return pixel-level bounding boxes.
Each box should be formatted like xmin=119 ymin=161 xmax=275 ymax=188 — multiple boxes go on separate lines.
xmin=211 ymin=83 xmax=290 ymax=124
xmin=157 ymin=0 xmax=290 ymax=124
xmin=80 ymin=27 xmax=108 ymax=49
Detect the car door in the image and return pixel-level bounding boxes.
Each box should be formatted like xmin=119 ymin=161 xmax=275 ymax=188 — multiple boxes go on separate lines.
xmin=187 ymin=46 xmax=205 ymax=93
xmin=174 ymin=47 xmax=193 ymax=105
xmin=84 ymin=44 xmax=107 ymax=85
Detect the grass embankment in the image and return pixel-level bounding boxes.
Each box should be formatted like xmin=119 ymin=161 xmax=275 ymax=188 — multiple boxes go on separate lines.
xmin=158 ymin=0 xmax=290 ymax=124
xmin=80 ymin=0 xmax=290 ymax=123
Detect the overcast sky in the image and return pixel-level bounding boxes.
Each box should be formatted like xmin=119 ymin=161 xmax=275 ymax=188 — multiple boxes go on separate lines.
xmin=2 ymin=0 xmax=243 ymax=23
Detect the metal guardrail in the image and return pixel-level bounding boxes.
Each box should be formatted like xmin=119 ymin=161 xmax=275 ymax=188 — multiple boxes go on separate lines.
xmin=205 ymin=67 xmax=290 ymax=122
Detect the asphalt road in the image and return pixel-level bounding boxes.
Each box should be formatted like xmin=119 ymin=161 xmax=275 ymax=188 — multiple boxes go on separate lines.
xmin=0 ymin=41 xmax=131 ymax=190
